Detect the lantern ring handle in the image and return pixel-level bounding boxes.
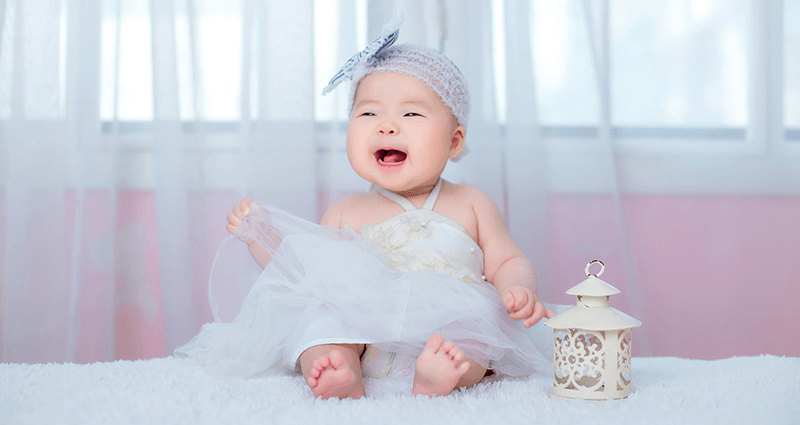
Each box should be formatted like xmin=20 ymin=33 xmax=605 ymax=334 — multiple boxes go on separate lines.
xmin=585 ymin=260 xmax=605 ymax=277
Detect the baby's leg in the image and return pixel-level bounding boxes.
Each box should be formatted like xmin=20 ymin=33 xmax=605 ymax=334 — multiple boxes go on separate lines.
xmin=412 ymin=334 xmax=488 ymax=397
xmin=299 ymin=343 xmax=366 ymax=399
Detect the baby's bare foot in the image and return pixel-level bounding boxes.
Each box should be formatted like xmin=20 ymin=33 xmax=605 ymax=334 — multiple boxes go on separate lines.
xmin=307 ymin=349 xmax=365 ymax=399
xmin=412 ymin=334 xmax=470 ymax=397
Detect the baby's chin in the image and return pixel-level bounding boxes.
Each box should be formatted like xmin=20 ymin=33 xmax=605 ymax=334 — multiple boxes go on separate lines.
xmin=372 ymin=176 xmax=443 ymax=195
xmin=364 ymin=176 xmax=412 ymax=193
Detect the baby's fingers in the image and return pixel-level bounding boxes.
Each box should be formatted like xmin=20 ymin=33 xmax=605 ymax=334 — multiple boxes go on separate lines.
xmin=509 ymin=296 xmax=535 ymax=320
xmin=227 ymin=216 xmax=252 ymax=243
xmin=523 ymin=302 xmax=552 ymax=328
xmin=234 ymin=198 xmax=254 ymax=218
xmin=226 ymin=212 xmax=243 ymax=231
xmin=503 ymin=294 xmax=514 ymax=311
xmin=503 ymin=291 xmax=523 ymax=313
xmin=240 ymin=198 xmax=255 ymax=215
xmin=227 ymin=198 xmax=257 ymax=241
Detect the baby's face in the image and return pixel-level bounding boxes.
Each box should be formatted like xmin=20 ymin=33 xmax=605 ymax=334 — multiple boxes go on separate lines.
xmin=346 ymin=71 xmax=464 ymax=193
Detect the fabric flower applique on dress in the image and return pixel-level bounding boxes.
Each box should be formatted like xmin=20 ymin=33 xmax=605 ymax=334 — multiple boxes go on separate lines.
xmin=359 ymin=217 xmax=427 ymax=271
xmin=360 ymin=216 xmax=481 ymax=283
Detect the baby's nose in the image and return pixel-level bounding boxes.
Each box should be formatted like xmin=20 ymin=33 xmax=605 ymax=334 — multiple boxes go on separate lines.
xmin=378 ymin=120 xmax=399 ymax=135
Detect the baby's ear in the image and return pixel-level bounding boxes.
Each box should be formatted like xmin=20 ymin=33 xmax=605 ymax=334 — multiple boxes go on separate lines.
xmin=448 ymin=125 xmax=466 ymax=159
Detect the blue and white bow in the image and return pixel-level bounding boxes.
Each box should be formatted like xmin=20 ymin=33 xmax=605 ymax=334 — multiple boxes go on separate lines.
xmin=321 ymin=11 xmax=404 ymax=95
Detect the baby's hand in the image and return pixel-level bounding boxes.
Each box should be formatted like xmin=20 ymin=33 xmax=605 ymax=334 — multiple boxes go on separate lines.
xmin=227 ymin=198 xmax=256 ymax=243
xmin=501 ymin=285 xmax=555 ymax=328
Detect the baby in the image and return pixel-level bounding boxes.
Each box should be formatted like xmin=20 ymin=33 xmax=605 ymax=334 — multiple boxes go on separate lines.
xmin=179 ymin=19 xmax=554 ymax=400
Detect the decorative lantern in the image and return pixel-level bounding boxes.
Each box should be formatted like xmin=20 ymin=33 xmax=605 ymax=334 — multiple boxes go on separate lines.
xmin=544 ymin=260 xmax=642 ymax=400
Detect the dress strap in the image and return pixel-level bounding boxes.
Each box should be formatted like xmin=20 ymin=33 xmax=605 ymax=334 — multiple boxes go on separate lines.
xmin=374 ymin=186 xmax=416 ymax=211
xmin=421 ymin=178 xmax=442 ymax=210
xmin=373 ymin=178 xmax=443 ymax=211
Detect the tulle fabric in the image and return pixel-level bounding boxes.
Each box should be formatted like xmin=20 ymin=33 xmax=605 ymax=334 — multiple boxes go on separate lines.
xmin=175 ymin=202 xmax=556 ymax=378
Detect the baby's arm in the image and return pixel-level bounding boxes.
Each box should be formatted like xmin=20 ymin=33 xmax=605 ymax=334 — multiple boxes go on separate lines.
xmin=469 ymin=188 xmax=554 ymax=327
xmin=319 ymin=197 xmax=346 ymax=229
xmin=227 ymin=198 xmax=274 ymax=269
xmin=227 ymin=195 xmax=347 ymax=270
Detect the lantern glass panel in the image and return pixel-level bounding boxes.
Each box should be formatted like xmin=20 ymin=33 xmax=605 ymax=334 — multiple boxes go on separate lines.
xmin=618 ymin=329 xmax=633 ymax=389
xmin=554 ymin=329 xmax=606 ymax=392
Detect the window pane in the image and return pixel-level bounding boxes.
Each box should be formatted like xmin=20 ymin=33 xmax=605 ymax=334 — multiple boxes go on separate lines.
xmin=314 ymin=0 xmax=366 ymax=122
xmin=785 ymin=0 xmax=800 ymax=128
xmin=532 ymin=0 xmax=599 ymax=126
xmin=192 ymin=0 xmax=241 ymax=121
xmin=611 ymin=0 xmax=748 ymax=127
xmin=101 ymin=0 xmax=153 ymax=121
xmin=0 ymin=0 xmax=15 ymax=119
xmin=25 ymin=0 xmax=63 ymax=119
xmin=101 ymin=0 xmax=243 ymax=122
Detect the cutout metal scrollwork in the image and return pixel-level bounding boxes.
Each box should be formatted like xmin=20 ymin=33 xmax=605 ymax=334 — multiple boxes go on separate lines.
xmin=554 ymin=329 xmax=606 ymax=392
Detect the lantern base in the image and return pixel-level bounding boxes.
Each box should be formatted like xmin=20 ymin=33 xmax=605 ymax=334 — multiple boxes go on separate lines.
xmin=550 ymin=387 xmax=632 ymax=401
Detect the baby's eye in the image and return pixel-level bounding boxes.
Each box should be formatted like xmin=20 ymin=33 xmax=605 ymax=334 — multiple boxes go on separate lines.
xmin=404 ymin=112 xmax=423 ymax=117
xmin=360 ymin=112 xmax=376 ymax=117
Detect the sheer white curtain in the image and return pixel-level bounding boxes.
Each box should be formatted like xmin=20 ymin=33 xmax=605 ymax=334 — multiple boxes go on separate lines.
xmin=0 ymin=0 xmax=317 ymax=363
xmin=2 ymin=0 xmax=798 ymax=364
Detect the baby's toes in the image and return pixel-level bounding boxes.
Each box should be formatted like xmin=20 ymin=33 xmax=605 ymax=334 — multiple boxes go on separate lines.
xmin=311 ymin=358 xmax=329 ymax=377
xmin=451 ymin=348 xmax=464 ymax=364
xmin=328 ymin=350 xmax=346 ymax=369
xmin=424 ymin=334 xmax=445 ymax=354
xmin=443 ymin=342 xmax=460 ymax=358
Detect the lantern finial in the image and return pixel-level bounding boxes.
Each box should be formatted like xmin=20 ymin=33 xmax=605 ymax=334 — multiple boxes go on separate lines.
xmin=585 ymin=259 xmax=604 ymax=277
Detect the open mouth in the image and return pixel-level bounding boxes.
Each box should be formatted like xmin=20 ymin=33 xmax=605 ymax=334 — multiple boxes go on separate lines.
xmin=375 ymin=149 xmax=407 ymax=165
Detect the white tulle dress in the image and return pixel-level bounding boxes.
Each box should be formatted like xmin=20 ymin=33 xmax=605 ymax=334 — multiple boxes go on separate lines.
xmin=175 ymin=179 xmax=554 ymax=380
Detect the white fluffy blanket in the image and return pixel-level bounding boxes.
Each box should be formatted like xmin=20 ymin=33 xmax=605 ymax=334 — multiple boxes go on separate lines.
xmin=2 ymin=356 xmax=798 ymax=424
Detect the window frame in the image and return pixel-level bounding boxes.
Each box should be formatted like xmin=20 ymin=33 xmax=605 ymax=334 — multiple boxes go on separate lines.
xmin=3 ymin=0 xmax=798 ymax=194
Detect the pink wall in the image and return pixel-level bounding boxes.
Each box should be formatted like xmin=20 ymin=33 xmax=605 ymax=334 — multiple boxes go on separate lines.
xmin=112 ymin=191 xmax=168 ymax=361
xmin=64 ymin=190 xmax=170 ymax=362
xmin=547 ymin=194 xmax=800 ymax=359
xmin=71 ymin=190 xmax=239 ymax=362
xmin=625 ymin=195 xmax=800 ymax=358
xmin=2 ymin=190 xmax=798 ymax=362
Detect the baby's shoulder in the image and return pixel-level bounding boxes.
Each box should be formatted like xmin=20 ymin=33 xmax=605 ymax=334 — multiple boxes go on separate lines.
xmin=440 ymin=182 xmax=504 ymax=229
xmin=330 ymin=191 xmax=377 ymax=210
xmin=320 ymin=191 xmax=379 ymax=228
xmin=442 ymin=182 xmax=496 ymax=208
xmin=436 ymin=182 xmax=501 ymax=241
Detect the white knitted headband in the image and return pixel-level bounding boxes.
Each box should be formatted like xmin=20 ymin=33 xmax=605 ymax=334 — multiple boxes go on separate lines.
xmin=349 ymin=44 xmax=470 ymax=129
xmin=322 ymin=12 xmax=470 ymax=129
